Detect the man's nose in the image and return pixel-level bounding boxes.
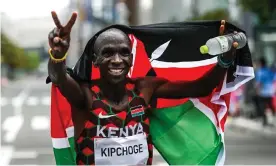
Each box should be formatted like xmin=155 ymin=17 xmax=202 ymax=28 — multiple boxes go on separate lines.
xmin=111 ymin=54 xmax=123 ymax=64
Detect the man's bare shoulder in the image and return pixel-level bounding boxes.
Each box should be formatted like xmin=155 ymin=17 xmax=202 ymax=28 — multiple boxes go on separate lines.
xmin=130 ymin=76 xmax=153 ymax=84
xmin=130 ymin=76 xmax=167 ymax=89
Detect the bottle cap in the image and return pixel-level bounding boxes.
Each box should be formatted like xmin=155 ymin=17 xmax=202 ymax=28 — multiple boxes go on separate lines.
xmin=200 ymin=45 xmax=209 ymax=54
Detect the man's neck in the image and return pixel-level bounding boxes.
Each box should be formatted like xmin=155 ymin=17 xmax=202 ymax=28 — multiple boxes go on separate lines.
xmin=99 ymin=79 xmax=127 ymax=104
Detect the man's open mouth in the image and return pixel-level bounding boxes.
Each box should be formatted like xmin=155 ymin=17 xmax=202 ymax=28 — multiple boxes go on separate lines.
xmin=108 ymin=68 xmax=124 ymax=75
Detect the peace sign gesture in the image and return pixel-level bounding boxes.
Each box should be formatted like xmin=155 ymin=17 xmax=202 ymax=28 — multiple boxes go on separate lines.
xmin=48 ymin=11 xmax=77 ymax=58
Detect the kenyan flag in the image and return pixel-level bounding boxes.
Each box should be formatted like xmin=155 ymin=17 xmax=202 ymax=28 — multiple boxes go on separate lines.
xmin=50 ymin=85 xmax=75 ymax=165
xmin=48 ymin=21 xmax=254 ymax=165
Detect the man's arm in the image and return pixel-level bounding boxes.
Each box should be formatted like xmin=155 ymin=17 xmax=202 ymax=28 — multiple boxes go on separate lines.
xmin=150 ymin=64 xmax=227 ymax=99
xmin=48 ymin=11 xmax=89 ymax=109
xmin=48 ymin=57 xmax=87 ymax=109
xmin=150 ymin=42 xmax=238 ymax=99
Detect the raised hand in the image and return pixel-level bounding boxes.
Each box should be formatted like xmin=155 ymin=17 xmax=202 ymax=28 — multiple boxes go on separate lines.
xmin=219 ymin=20 xmax=238 ymax=62
xmin=48 ymin=11 xmax=77 ymax=58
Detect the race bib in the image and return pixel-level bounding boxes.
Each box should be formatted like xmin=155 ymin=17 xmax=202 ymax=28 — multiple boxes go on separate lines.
xmin=94 ymin=133 xmax=149 ymax=165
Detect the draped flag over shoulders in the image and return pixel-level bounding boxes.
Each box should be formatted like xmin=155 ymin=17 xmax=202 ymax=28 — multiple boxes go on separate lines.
xmin=47 ymin=20 xmax=254 ymax=165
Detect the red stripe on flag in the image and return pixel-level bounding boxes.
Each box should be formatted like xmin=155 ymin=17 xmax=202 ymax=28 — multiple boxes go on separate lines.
xmin=130 ymin=35 xmax=152 ymax=78
xmin=152 ymin=65 xmax=216 ymax=108
xmin=51 ymin=85 xmax=73 ymax=138
xmin=156 ymin=98 xmax=188 ymax=108
xmin=220 ymin=93 xmax=230 ymax=131
xmin=197 ymin=79 xmax=231 ymax=132
xmin=153 ymin=65 xmax=215 ymax=81
xmin=91 ymin=64 xmax=100 ymax=80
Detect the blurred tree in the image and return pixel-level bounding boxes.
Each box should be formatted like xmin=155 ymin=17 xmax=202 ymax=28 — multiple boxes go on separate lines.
xmin=1 ymin=33 xmax=40 ymax=79
xmin=189 ymin=8 xmax=230 ymax=21
xmin=1 ymin=33 xmax=25 ymax=79
xmin=1 ymin=33 xmax=23 ymax=67
xmin=238 ymin=0 xmax=270 ymax=24
xmin=24 ymin=51 xmax=40 ymax=71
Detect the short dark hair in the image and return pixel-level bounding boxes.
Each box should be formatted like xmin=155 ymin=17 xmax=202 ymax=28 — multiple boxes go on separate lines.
xmin=93 ymin=28 xmax=131 ymax=54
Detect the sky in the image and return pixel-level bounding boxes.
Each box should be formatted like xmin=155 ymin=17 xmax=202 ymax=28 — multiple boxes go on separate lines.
xmin=1 ymin=0 xmax=70 ymax=19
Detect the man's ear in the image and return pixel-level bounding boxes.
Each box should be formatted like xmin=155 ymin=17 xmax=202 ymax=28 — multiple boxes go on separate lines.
xmin=92 ymin=53 xmax=99 ymax=67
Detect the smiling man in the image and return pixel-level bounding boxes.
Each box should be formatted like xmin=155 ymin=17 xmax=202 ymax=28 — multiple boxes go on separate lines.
xmin=48 ymin=11 xmax=238 ymax=165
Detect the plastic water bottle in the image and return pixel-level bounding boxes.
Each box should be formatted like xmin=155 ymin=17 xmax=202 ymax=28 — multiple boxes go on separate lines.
xmin=200 ymin=32 xmax=247 ymax=55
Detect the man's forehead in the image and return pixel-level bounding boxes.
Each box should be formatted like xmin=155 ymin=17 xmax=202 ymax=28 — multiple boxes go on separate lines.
xmin=97 ymin=29 xmax=129 ymax=42
xmin=101 ymin=42 xmax=130 ymax=49
xmin=93 ymin=28 xmax=131 ymax=51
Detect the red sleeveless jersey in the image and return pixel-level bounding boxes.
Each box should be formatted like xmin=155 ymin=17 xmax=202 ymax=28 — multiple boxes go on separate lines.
xmin=75 ymin=82 xmax=153 ymax=165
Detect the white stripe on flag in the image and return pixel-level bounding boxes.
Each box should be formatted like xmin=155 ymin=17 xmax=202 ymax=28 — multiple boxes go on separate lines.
xmin=215 ymin=143 xmax=226 ymax=166
xmin=211 ymin=66 xmax=254 ymax=166
xmin=236 ymin=65 xmax=255 ymax=76
xmin=218 ymin=66 xmax=254 ymax=96
xmin=190 ymin=98 xmax=219 ymax=134
xmin=66 ymin=126 xmax=74 ymax=138
xmin=52 ymin=138 xmax=70 ymax=149
xmin=211 ymin=66 xmax=255 ymax=133
xmin=128 ymin=35 xmax=137 ymax=77
xmin=151 ymin=57 xmax=217 ymax=68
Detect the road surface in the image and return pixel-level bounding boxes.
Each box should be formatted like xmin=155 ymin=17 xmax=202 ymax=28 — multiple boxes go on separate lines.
xmin=1 ymin=76 xmax=276 ymax=165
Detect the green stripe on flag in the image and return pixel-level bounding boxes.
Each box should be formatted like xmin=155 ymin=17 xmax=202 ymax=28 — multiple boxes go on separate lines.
xmin=53 ymin=147 xmax=76 ymax=165
xmin=52 ymin=136 xmax=76 ymax=165
xmin=150 ymin=100 xmax=222 ymax=165
xmin=68 ymin=136 xmax=76 ymax=162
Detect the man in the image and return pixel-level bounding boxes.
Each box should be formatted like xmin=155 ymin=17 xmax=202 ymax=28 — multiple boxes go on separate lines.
xmin=255 ymin=57 xmax=276 ymax=126
xmin=48 ymin=11 xmax=238 ymax=165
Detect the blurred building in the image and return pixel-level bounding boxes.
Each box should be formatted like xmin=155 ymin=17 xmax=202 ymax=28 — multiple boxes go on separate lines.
xmin=137 ymin=0 xmax=238 ymax=25
xmin=1 ymin=13 xmax=52 ymax=49
xmin=138 ymin=0 xmax=190 ymax=25
xmin=1 ymin=7 xmax=69 ymax=61
xmin=3 ymin=0 xmax=266 ymax=66
xmin=254 ymin=21 xmax=276 ymax=67
xmin=248 ymin=0 xmax=276 ymax=66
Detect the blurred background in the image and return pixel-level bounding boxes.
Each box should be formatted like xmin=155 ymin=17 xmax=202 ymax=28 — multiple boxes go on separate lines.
xmin=1 ymin=0 xmax=276 ymax=165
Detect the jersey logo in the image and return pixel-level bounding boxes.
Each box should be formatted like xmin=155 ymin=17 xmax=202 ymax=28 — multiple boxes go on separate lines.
xmin=130 ymin=105 xmax=144 ymax=117
xmin=98 ymin=112 xmax=117 ymax=119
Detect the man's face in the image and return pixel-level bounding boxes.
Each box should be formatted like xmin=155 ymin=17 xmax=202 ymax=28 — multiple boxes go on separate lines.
xmin=94 ymin=30 xmax=132 ymax=84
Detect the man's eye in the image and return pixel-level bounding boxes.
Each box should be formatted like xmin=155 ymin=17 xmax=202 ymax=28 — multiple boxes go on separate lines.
xmin=102 ymin=51 xmax=113 ymax=57
xmin=121 ymin=50 xmax=131 ymax=57
xmin=122 ymin=53 xmax=130 ymax=57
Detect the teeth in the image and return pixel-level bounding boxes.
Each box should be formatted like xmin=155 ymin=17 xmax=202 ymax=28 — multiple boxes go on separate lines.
xmin=110 ymin=69 xmax=123 ymax=73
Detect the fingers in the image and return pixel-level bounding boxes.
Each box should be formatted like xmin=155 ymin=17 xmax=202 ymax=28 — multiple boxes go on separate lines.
xmin=232 ymin=31 xmax=238 ymax=50
xmin=65 ymin=12 xmax=78 ymax=30
xmin=51 ymin=37 xmax=69 ymax=52
xmin=52 ymin=36 xmax=69 ymax=46
xmin=219 ymin=20 xmax=226 ymax=35
xmin=53 ymin=37 xmax=60 ymax=44
xmin=53 ymin=37 xmax=69 ymax=46
xmin=228 ymin=42 xmax=238 ymax=56
xmin=48 ymin=29 xmax=55 ymax=40
xmin=48 ymin=26 xmax=69 ymax=53
xmin=52 ymin=38 xmax=62 ymax=52
xmin=219 ymin=25 xmax=224 ymax=35
xmin=60 ymin=39 xmax=69 ymax=48
xmin=48 ymin=28 xmax=60 ymax=42
xmin=53 ymin=28 xmax=60 ymax=36
xmin=233 ymin=42 xmax=238 ymax=48
xmin=51 ymin=11 xmax=63 ymax=29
